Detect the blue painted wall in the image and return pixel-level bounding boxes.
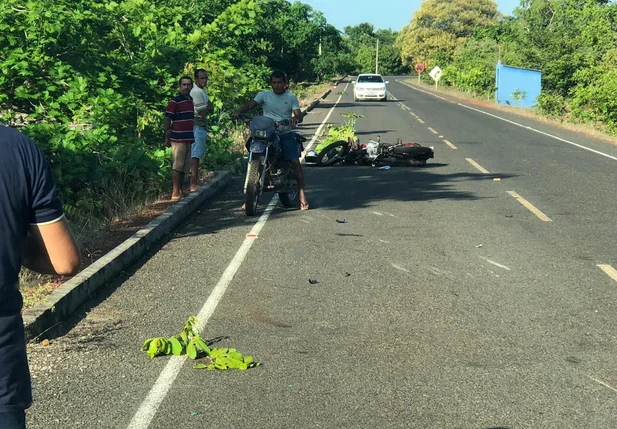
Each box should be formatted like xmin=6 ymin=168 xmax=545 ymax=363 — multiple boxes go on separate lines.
xmin=495 ymin=61 xmax=542 ymax=108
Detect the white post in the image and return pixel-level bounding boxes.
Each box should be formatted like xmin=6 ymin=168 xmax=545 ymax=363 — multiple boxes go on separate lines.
xmin=375 ymin=39 xmax=379 ymax=74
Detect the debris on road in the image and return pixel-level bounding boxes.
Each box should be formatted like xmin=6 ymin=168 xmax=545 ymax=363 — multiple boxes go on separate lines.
xmin=309 ymin=279 xmax=319 ymax=285
xmin=336 ymin=219 xmax=346 ymax=224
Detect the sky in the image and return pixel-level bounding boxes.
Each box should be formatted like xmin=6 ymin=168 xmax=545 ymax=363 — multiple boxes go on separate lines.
xmin=298 ymin=0 xmax=521 ymax=32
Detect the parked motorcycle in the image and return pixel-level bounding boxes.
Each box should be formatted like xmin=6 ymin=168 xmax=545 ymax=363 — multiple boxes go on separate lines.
xmin=306 ymin=136 xmax=434 ymax=167
xmin=243 ymin=116 xmax=306 ymax=216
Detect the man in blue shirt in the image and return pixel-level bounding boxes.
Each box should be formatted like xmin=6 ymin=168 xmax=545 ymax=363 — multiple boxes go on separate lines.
xmin=0 ymin=125 xmax=80 ymax=428
xmin=233 ymin=71 xmax=309 ymax=210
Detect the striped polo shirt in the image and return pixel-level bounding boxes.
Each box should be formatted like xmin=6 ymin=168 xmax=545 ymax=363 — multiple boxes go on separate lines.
xmin=165 ymin=94 xmax=194 ymax=143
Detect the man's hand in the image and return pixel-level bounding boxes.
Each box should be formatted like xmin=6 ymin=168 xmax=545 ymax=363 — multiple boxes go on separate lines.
xmin=165 ymin=129 xmax=171 ymax=147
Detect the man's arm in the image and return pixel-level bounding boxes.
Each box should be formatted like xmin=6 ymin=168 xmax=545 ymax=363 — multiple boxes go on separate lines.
xmin=290 ymin=108 xmax=303 ymax=126
xmin=22 ymin=217 xmax=80 ymax=276
xmin=163 ymin=116 xmax=172 ymax=146
xmin=233 ymin=100 xmax=258 ymax=118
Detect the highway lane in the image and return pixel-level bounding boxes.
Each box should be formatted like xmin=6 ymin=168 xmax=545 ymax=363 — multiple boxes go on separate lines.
xmin=26 ymin=77 xmax=617 ymax=429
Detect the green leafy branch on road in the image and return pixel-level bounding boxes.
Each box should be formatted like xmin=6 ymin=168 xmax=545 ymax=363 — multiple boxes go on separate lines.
xmin=341 ymin=112 xmax=364 ymax=118
xmin=315 ymin=119 xmax=358 ymax=153
xmin=140 ymin=316 xmax=260 ymax=371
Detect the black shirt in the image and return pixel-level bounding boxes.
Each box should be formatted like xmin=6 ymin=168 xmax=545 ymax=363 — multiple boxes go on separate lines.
xmin=0 ymin=125 xmax=64 ymax=411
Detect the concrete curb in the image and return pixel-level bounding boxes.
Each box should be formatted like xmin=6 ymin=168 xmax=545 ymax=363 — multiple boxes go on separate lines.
xmin=306 ymin=75 xmax=346 ymax=113
xmin=23 ymin=171 xmax=232 ymax=341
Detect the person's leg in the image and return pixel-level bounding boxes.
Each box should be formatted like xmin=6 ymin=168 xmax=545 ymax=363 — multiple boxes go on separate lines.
xmin=190 ymin=126 xmax=206 ymax=192
xmin=172 ymin=170 xmax=183 ymax=200
xmin=0 ymin=410 xmax=26 ymax=429
xmin=171 ymin=142 xmax=189 ymax=200
xmin=280 ymin=133 xmax=308 ymax=210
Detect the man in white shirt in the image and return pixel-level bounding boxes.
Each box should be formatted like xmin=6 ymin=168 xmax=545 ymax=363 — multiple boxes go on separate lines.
xmin=189 ymin=69 xmax=213 ymax=192
xmin=233 ymin=71 xmax=309 ymax=210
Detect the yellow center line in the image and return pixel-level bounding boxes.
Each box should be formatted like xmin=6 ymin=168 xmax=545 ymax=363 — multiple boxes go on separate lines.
xmin=443 ymin=139 xmax=457 ymax=150
xmin=507 ymin=191 xmax=553 ymax=222
xmin=465 ymin=158 xmax=489 ymax=173
xmin=417 ymin=118 xmax=425 ymax=124
xmin=597 ymin=264 xmax=617 ymax=282
xmin=428 ymin=127 xmax=438 ymax=135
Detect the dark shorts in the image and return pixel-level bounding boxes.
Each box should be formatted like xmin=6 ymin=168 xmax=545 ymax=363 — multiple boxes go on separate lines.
xmin=277 ymin=133 xmax=300 ymax=161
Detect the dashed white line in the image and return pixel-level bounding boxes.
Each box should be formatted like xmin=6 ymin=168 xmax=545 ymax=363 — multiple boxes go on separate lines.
xmin=428 ymin=127 xmax=438 ymax=135
xmin=443 ymin=139 xmax=458 ymax=150
xmin=597 ymin=264 xmax=617 ymax=282
xmin=507 ymin=191 xmax=553 ymax=222
xmin=466 ymin=158 xmax=490 ymax=174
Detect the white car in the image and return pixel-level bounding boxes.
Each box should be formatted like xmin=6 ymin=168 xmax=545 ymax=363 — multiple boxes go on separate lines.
xmin=353 ymin=74 xmax=389 ymax=101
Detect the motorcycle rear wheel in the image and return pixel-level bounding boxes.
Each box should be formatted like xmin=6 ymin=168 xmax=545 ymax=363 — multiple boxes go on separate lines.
xmin=316 ymin=141 xmax=349 ymax=166
xmin=245 ymin=159 xmax=261 ymax=216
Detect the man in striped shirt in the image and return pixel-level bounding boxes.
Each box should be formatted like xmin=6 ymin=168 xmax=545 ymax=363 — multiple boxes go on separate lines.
xmin=164 ymin=76 xmax=195 ymax=200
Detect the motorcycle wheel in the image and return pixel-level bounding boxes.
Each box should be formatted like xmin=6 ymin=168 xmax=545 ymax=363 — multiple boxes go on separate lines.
xmin=245 ymin=159 xmax=261 ymax=216
xmin=316 ymin=141 xmax=349 ymax=166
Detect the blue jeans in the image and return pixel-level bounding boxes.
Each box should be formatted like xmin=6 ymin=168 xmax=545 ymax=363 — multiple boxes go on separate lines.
xmin=0 ymin=410 xmax=26 ymax=429
xmin=191 ymin=126 xmax=206 ymax=159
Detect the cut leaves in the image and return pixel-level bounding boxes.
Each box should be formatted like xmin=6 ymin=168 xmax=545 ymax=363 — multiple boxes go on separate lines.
xmin=140 ymin=316 xmax=260 ymax=371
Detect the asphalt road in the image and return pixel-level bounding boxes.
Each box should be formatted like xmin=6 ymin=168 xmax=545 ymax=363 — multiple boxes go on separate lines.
xmin=26 ymin=77 xmax=617 ymax=429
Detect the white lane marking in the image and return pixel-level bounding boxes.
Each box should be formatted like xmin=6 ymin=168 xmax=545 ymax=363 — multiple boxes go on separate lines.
xmin=391 ymin=263 xmax=410 ymax=273
xmin=127 ymin=83 xmax=350 ymax=429
xmin=589 ymin=376 xmax=617 ymax=394
xmin=126 ymin=197 xmax=278 ymax=429
xmin=388 ymin=92 xmax=398 ymax=101
xmin=300 ymin=219 xmax=311 ymax=224
xmin=397 ymin=79 xmax=448 ymax=101
xmin=417 ymin=118 xmax=425 ymax=124
xmin=372 ymin=211 xmax=384 ymax=216
xmin=480 ymin=257 xmax=511 ymax=271
xmin=466 ymin=158 xmax=490 ymax=174
xmin=379 ymin=239 xmax=390 ymax=244
xmin=384 ymin=212 xmax=396 ymax=217
xmin=597 ymin=264 xmax=617 ymax=282
xmin=301 ymin=80 xmax=351 ymax=160
xmin=458 ymin=104 xmax=617 ymax=162
xmin=428 ymin=127 xmax=438 ymax=135
xmin=507 ymin=191 xmax=553 ymax=222
xmin=443 ymin=139 xmax=458 ymax=150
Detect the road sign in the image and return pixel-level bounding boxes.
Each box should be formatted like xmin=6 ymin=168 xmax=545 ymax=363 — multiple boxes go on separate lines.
xmin=414 ymin=63 xmax=425 ymax=73
xmin=429 ymin=66 xmax=443 ymax=82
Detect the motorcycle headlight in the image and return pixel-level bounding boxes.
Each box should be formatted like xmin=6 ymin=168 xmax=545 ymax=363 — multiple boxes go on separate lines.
xmin=255 ymin=129 xmax=268 ymax=138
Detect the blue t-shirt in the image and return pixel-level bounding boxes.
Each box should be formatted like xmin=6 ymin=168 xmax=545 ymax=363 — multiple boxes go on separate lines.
xmin=253 ymin=90 xmax=300 ymax=122
xmin=0 ymin=125 xmax=64 ymax=411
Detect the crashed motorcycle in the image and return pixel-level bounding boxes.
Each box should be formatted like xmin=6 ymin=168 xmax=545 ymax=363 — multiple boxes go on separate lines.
xmin=306 ymin=136 xmax=434 ymax=167
xmin=243 ymin=116 xmax=306 ymax=216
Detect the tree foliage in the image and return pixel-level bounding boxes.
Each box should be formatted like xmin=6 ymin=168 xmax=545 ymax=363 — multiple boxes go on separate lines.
xmin=397 ymin=0 xmax=617 ymax=133
xmin=0 ymin=0 xmax=346 ymax=225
